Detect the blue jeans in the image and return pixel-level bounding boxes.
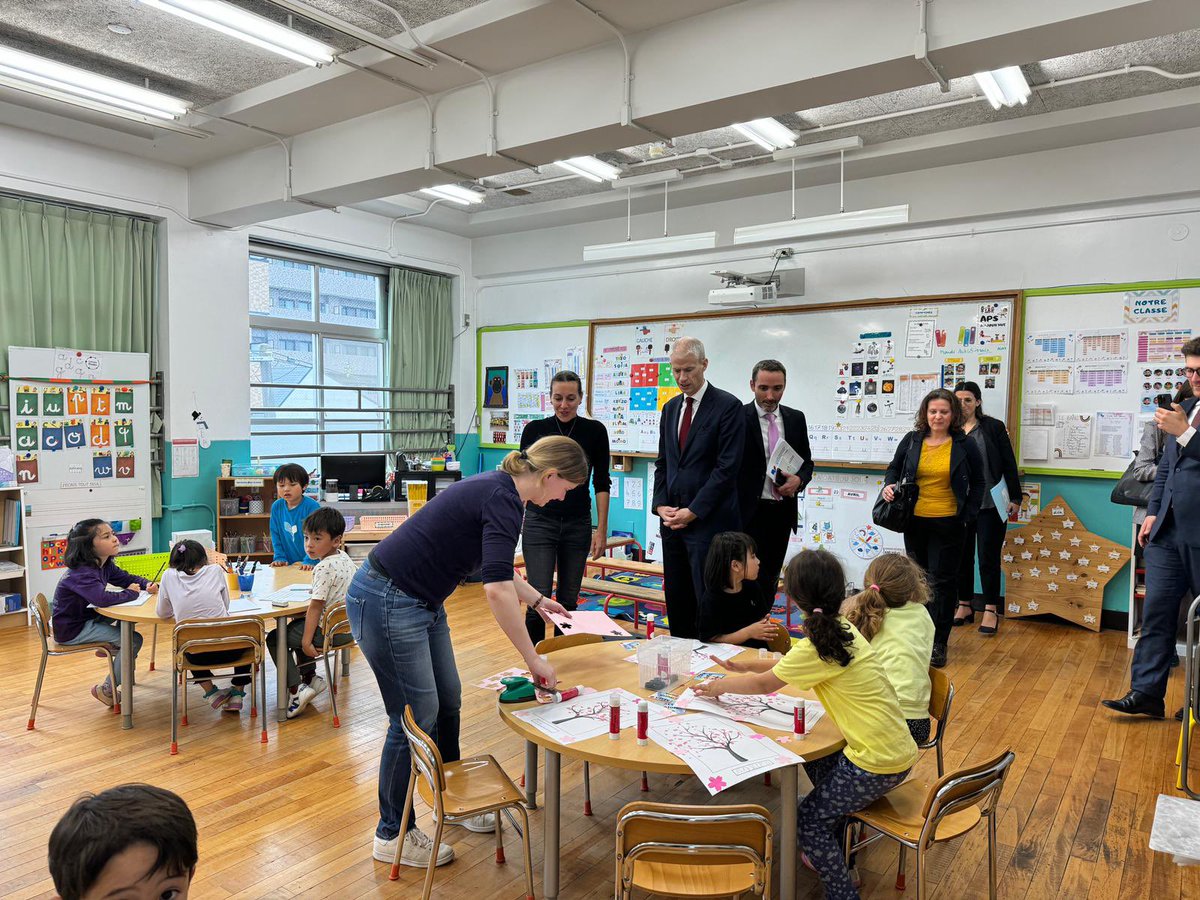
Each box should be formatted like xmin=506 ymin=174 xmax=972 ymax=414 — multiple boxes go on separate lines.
xmin=1132 ymin=514 xmax=1200 ymax=699
xmin=346 ymin=561 xmax=461 ymax=840
xmin=60 ymin=618 xmax=143 ymax=687
xmin=522 ymin=508 xmax=591 ymax=646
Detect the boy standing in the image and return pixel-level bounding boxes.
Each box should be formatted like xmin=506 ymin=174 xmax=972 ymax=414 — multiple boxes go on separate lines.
xmin=269 ymin=463 xmax=320 ymax=570
xmin=48 ymin=783 xmax=197 ymax=900
xmin=271 ymin=506 xmax=356 ymax=718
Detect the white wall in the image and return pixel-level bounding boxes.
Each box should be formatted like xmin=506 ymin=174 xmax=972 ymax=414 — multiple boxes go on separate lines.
xmin=0 ymin=124 xmax=475 ymax=439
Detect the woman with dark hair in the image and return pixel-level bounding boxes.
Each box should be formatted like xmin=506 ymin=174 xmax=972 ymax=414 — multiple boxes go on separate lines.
xmin=882 ymin=388 xmax=984 ymax=668
xmin=952 ymin=381 xmax=1021 ymax=636
xmin=517 ymin=370 xmax=612 ymax=646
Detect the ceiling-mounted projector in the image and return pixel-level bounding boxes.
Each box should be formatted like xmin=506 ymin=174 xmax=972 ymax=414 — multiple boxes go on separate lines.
xmin=708 ymin=283 xmax=778 ymax=308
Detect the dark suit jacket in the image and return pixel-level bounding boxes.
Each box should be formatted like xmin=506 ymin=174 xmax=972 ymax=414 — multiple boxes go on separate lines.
xmin=653 ymin=383 xmax=745 ymax=535
xmin=736 ymin=403 xmax=814 ymax=532
xmin=884 ymin=430 xmax=985 ymax=522
xmin=1147 ymin=397 xmax=1200 ymax=546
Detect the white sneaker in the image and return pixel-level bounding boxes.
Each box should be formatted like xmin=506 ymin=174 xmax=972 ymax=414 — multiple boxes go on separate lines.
xmin=373 ymin=828 xmax=455 ymax=866
xmin=442 ymin=811 xmax=496 ymax=833
xmin=286 ymin=684 xmax=317 ymax=719
xmin=307 ymin=674 xmax=327 ymax=696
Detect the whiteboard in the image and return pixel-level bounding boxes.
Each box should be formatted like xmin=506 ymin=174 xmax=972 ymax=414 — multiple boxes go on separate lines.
xmin=1020 ymin=283 xmax=1199 ymax=475
xmin=477 ymin=322 xmax=591 ymax=448
xmin=589 ymin=293 xmax=1020 ymax=461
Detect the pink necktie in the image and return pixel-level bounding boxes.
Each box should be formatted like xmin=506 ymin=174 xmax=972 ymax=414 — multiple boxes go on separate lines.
xmin=767 ymin=412 xmax=782 ymax=499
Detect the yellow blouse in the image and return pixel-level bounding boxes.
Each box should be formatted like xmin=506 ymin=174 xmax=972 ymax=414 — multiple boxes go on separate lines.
xmin=913 ymin=438 xmax=956 ymax=518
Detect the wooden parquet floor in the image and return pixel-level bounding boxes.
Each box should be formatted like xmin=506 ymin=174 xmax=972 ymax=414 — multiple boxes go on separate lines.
xmin=2 ymin=587 xmax=1198 ymax=899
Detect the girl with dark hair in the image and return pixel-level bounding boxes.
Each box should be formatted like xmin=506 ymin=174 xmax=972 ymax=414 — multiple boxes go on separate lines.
xmin=155 ymin=539 xmax=252 ymax=712
xmin=952 ymin=381 xmax=1021 ymax=635
xmin=517 ymin=370 xmax=612 ymax=646
xmin=696 ymin=550 xmax=916 ymax=900
xmin=697 ymin=531 xmax=783 ymax=648
xmin=882 ymin=388 xmax=984 ymax=668
xmin=52 ymin=519 xmax=158 ymax=706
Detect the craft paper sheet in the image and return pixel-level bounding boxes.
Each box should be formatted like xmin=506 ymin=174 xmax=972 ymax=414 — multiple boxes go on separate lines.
xmin=544 ymin=609 xmax=632 ymax=638
xmin=512 ymin=689 xmax=670 ymax=745
xmin=648 ymin=712 xmax=804 ymax=794
xmin=675 ymin=690 xmax=827 ymax=733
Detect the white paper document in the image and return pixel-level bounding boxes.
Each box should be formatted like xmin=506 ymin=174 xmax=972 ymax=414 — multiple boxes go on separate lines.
xmin=1094 ymin=410 xmax=1135 ymax=458
xmin=227 ymin=598 xmax=268 ymax=613
xmin=768 ymin=438 xmax=806 ymax=482
xmin=675 ymin=690 xmax=827 ymax=733
xmin=904 ymin=319 xmax=934 ymax=358
xmin=648 ymin=712 xmax=804 ymax=795
xmin=1021 ymin=428 xmax=1051 ymax=461
xmin=512 ymin=688 xmax=671 ymax=745
xmin=544 ymin=609 xmax=631 ymax=638
xmin=623 ymin=475 xmax=644 ymax=511
xmin=1053 ymin=414 xmax=1093 ymax=459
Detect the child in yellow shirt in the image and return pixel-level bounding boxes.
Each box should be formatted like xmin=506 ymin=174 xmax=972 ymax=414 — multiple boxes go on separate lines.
xmin=696 ymin=549 xmax=916 ymax=900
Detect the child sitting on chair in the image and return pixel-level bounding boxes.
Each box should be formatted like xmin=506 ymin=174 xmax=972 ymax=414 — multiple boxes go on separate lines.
xmin=269 ymin=462 xmax=320 ymax=570
xmin=697 ymin=531 xmax=784 ymax=650
xmin=53 ymin=519 xmax=159 ymax=708
xmin=156 ymin=539 xmax=253 ymax=712
xmin=267 ymin=506 xmax=356 ymax=719
xmin=48 ymin=783 xmax=197 ymax=900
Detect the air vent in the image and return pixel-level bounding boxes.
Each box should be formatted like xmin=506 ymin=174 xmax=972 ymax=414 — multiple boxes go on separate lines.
xmin=503 ymin=187 xmax=532 ymax=196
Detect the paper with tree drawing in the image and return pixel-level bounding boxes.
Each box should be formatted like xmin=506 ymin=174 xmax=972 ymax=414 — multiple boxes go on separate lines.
xmin=623 ymin=640 xmax=743 ymax=672
xmin=674 ymin=690 xmax=826 ymax=733
xmin=544 ymin=609 xmax=632 ymax=638
xmin=648 ymin=712 xmax=804 ymax=794
xmin=512 ymin=688 xmax=671 ymax=744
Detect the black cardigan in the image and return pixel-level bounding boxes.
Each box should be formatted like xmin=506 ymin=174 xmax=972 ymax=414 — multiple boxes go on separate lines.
xmin=967 ymin=414 xmax=1021 ymax=501
xmin=884 ymin=430 xmax=985 ymax=521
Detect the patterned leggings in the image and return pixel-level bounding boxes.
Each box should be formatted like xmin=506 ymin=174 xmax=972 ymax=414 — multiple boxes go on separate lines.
xmin=908 ymin=717 xmax=931 ymax=745
xmin=800 ymin=752 xmax=911 ymax=900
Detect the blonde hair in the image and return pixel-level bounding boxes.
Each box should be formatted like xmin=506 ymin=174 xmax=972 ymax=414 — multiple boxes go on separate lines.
xmin=843 ymin=553 xmax=930 ymax=641
xmin=501 ymin=435 xmax=589 ymax=486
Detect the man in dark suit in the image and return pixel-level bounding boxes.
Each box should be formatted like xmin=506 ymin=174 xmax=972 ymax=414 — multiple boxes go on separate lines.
xmin=653 ymin=337 xmax=745 ymax=639
xmin=736 ymin=360 xmax=815 ymax=600
xmin=1103 ymin=338 xmax=1200 ymax=719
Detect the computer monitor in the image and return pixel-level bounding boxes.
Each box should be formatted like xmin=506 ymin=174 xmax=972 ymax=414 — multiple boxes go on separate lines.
xmin=319 ymin=454 xmax=387 ymax=500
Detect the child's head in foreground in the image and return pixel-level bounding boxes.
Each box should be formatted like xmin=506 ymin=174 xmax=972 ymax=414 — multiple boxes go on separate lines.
xmin=49 ymin=784 xmax=197 ymax=900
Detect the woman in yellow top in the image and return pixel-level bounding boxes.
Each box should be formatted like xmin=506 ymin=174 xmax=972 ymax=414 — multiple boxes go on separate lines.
xmin=696 ymin=550 xmax=916 ymax=900
xmin=881 ymin=388 xmax=983 ymax=668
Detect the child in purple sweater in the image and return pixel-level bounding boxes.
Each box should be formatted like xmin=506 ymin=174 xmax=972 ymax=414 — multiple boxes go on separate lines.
xmin=52 ymin=519 xmax=159 ymax=707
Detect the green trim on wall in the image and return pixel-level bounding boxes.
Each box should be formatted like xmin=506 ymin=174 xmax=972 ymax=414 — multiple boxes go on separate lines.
xmin=1022 ymin=467 xmax=1119 ymax=479
xmin=1025 ymin=279 xmax=1200 ymax=297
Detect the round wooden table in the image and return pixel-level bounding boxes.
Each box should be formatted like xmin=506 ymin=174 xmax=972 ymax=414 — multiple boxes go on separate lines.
xmin=498 ymin=640 xmax=845 ymax=900
xmin=97 ymin=564 xmax=317 ymax=729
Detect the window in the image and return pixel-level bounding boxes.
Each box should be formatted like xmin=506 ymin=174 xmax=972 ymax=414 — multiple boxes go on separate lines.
xmin=249 ymin=249 xmax=387 ymax=470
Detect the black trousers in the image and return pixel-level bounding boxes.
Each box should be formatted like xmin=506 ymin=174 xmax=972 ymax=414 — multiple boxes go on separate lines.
xmin=521 ymin=508 xmax=592 ymax=647
xmin=957 ymin=508 xmax=1007 ymax=612
xmin=745 ymin=498 xmax=793 ymax=601
xmin=184 ymin=648 xmax=251 ymax=687
xmin=661 ymin=525 xmax=717 ymax=639
xmin=904 ymin=515 xmax=966 ymax=645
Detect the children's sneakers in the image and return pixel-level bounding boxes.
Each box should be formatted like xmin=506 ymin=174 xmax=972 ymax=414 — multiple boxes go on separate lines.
xmin=440 ymin=812 xmax=496 ymax=833
xmin=307 ymin=674 xmax=327 ymax=696
xmin=91 ymin=681 xmax=115 ymax=707
xmin=286 ymin=683 xmax=318 ymax=719
xmin=373 ymin=828 xmax=454 ymax=867
xmin=224 ymin=689 xmax=245 ymax=713
xmin=205 ymin=687 xmax=233 ymax=710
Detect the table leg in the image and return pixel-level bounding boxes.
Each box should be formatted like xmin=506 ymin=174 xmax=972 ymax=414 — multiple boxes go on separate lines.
xmin=780 ymin=764 xmax=798 ymax=900
xmin=524 ymin=740 xmax=538 ymax=809
xmin=120 ymin=620 xmax=135 ymax=729
xmin=543 ymin=748 xmax=561 ymax=900
xmin=276 ymin=620 xmax=289 ymax=723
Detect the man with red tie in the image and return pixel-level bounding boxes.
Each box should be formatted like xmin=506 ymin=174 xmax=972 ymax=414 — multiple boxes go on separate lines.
xmin=1104 ymin=337 xmax=1200 ymax=719
xmin=653 ymin=337 xmax=745 ymax=638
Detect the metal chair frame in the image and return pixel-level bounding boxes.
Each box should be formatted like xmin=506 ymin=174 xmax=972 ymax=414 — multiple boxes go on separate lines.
xmin=27 ymin=593 xmax=119 ymax=728
xmin=921 ymin=667 xmax=956 ymax=777
xmin=314 ymin=600 xmax=356 ymax=727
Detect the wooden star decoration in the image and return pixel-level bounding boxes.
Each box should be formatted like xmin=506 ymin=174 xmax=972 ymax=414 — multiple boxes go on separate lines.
xmin=1002 ymin=495 xmax=1130 ymax=632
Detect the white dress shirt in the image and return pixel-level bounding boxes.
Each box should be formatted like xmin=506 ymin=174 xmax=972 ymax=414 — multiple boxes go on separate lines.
xmin=756 ymin=402 xmax=783 ymax=500
xmin=677 ymin=379 xmax=710 ymax=440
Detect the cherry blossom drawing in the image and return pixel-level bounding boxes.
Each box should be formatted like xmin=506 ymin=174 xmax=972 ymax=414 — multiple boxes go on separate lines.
xmin=707 ymin=776 xmax=727 ymax=792
xmin=549 ymin=701 xmax=610 ymax=726
xmin=647 ymin=712 xmax=803 ymax=795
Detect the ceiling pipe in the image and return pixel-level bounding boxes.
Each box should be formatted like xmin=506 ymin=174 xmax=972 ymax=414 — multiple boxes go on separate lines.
xmin=914 ymin=0 xmax=949 ymax=92
xmin=257 ymin=0 xmax=435 ymax=68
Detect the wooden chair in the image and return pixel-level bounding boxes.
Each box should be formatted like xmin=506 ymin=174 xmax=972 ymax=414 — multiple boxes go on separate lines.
xmin=27 ymin=593 xmax=119 ymax=728
xmin=766 ymin=625 xmax=793 ymax=655
xmin=390 ymin=705 xmax=534 ymax=900
xmin=922 ymin=667 xmax=955 ymax=777
xmin=615 ymin=801 xmax=773 ymax=900
xmin=170 ymin=617 xmax=269 ymax=755
xmin=316 ymin=600 xmax=356 ymax=727
xmin=846 ymin=749 xmax=1015 ymax=899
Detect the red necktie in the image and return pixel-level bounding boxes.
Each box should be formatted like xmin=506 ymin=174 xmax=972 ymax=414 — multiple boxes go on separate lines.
xmin=679 ymin=396 xmax=694 ymax=450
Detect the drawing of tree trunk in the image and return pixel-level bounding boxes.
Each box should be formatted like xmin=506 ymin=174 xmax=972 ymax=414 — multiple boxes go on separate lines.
xmin=723 ymin=695 xmax=794 ymax=720
xmin=683 ymin=724 xmax=749 ymax=762
xmin=551 ymin=702 xmax=610 ymax=725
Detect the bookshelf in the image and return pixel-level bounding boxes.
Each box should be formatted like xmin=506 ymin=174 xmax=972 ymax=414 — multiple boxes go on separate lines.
xmin=0 ymin=487 xmax=28 ymax=630
xmin=216 ymin=477 xmax=278 ymax=561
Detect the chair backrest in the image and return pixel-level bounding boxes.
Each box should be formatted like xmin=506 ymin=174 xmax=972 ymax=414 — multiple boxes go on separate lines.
xmin=31 ymin=593 xmax=52 ymax=647
xmin=172 ymin=617 xmax=265 ymax=665
xmin=767 ymin=627 xmax=793 ymax=655
xmin=921 ymin=750 xmax=1015 ymax=826
xmin=402 ymin=704 xmax=447 ymax=794
xmin=616 ymin=801 xmax=772 ymax=873
xmin=535 ymin=633 xmax=604 ymax=655
xmin=320 ymin=601 xmax=352 ymax=645
xmin=928 ymin=667 xmax=953 ymax=723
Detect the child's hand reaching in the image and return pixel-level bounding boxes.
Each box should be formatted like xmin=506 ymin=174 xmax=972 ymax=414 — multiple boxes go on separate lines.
xmin=710 ymin=654 xmax=751 ymax=673
xmin=693 ymin=679 xmax=726 ymax=699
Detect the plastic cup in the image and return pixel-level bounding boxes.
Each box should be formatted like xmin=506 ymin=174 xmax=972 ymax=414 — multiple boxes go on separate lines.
xmin=237 ymin=573 xmax=255 ymax=595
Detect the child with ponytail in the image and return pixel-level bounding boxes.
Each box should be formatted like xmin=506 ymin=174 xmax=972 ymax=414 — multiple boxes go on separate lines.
xmin=695 ymin=549 xmax=916 ymax=900
xmin=842 ymin=553 xmax=935 ymax=742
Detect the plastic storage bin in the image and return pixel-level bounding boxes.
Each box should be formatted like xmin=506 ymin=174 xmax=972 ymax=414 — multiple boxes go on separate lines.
xmin=637 ymin=636 xmax=693 ymax=691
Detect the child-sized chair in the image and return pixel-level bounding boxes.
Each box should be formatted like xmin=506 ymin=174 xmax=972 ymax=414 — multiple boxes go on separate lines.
xmin=317 ymin=600 xmax=357 ymax=728
xmin=28 ymin=594 xmax=119 ymax=728
xmin=615 ymin=801 xmax=773 ymax=899
xmin=922 ymin=667 xmax=955 ymax=777
xmin=170 ymin=617 xmax=268 ymax=755
xmin=391 ymin=705 xmax=534 ymax=900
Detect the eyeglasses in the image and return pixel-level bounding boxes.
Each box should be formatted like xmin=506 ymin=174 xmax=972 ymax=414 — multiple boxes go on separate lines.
xmin=1185 ymin=367 xmax=1200 ymax=377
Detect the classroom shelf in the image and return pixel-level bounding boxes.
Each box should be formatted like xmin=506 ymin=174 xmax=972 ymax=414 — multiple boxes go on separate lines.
xmin=219 ymin=514 xmax=271 ymax=519
xmin=0 ymin=568 xmax=25 ymax=580
xmin=0 ymin=546 xmax=20 ymax=552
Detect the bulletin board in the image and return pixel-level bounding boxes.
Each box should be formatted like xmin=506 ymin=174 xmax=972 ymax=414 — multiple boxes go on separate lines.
xmin=477 ymin=321 xmax=591 ymax=449
xmin=588 ymin=292 xmax=1021 ymax=461
xmin=1019 ymin=280 xmax=1200 ymax=476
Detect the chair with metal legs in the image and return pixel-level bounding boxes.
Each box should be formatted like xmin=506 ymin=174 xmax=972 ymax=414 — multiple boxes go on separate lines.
xmin=316 ymin=600 xmax=356 ymax=727
xmin=922 ymin=666 xmax=955 ymax=777
xmin=27 ymin=594 xmax=119 ymax=728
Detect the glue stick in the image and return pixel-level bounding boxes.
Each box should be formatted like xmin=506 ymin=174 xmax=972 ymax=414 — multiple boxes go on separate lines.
xmin=645 ymin=613 xmax=656 ymax=641
xmin=609 ymin=691 xmax=622 ymax=740
xmin=637 ymin=700 xmax=649 ymax=746
xmin=794 ymin=701 xmax=806 ymax=740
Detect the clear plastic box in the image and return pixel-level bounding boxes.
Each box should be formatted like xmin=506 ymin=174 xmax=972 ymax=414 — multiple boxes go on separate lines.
xmin=637 ymin=636 xmax=692 ymax=691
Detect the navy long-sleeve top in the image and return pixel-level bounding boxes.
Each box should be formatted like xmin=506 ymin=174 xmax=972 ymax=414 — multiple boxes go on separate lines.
xmin=53 ymin=560 xmax=149 ymax=643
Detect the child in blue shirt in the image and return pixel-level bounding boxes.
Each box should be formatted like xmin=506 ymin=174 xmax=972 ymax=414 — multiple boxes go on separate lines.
xmin=269 ymin=463 xmax=320 ymax=569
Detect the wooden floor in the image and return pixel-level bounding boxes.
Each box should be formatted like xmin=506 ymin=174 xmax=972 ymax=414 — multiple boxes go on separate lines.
xmin=2 ymin=588 xmax=1199 ymax=900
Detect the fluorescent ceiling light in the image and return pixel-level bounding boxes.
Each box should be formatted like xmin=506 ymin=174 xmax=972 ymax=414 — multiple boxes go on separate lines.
xmin=772 ymin=136 xmax=863 ymax=161
xmin=973 ymin=66 xmax=1030 ymax=109
xmin=731 ymin=117 xmax=797 ymax=152
xmin=420 ymin=184 xmax=485 ymax=205
xmin=0 ymin=45 xmax=191 ymax=120
xmin=258 ymin=0 xmax=435 ymax=68
xmin=136 ymin=0 xmax=335 ymax=66
xmin=554 ymin=156 xmax=621 ymax=182
xmin=583 ymin=232 xmax=717 ymax=262
xmin=611 ymin=168 xmax=683 ymax=190
xmin=733 ymin=205 xmax=909 ymax=245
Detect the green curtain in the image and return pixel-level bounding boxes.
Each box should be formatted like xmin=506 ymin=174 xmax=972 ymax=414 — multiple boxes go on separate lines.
xmin=0 ymin=195 xmax=159 ymax=508
xmin=388 ymin=267 xmax=452 ymax=456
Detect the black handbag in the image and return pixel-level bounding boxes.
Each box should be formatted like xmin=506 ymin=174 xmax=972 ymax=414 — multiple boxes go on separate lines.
xmin=1110 ymin=459 xmax=1155 ymax=508
xmin=873 ymin=437 xmax=921 ymax=532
